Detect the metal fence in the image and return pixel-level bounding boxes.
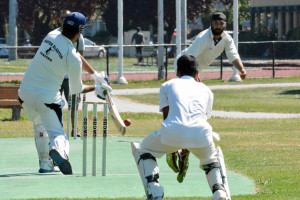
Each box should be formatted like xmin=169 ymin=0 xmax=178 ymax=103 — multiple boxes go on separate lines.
xmin=0 ymin=41 xmax=299 ymax=83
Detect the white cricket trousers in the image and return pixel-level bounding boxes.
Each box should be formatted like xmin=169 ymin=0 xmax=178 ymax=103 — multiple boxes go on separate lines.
xmin=139 ymin=129 xmax=218 ymax=166
xmin=18 ymin=88 xmax=69 ymax=156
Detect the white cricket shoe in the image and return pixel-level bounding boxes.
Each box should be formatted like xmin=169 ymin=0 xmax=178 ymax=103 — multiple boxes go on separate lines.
xmin=39 ymin=159 xmax=54 ymax=173
xmin=53 ymin=166 xmax=60 ymax=172
xmin=212 ymin=190 xmax=227 ymax=200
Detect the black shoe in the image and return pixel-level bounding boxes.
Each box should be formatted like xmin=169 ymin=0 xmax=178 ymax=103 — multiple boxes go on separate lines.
xmin=71 ymin=129 xmax=81 ymax=137
xmin=49 ymin=149 xmax=73 ymax=175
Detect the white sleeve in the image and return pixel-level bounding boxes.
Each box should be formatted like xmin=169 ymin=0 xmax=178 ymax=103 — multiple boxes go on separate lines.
xmin=68 ymin=55 xmax=84 ymax=94
xmin=174 ymin=34 xmax=208 ymax=73
xmin=206 ymin=89 xmax=214 ymax=119
xmin=224 ymin=37 xmax=240 ymax=63
xmin=159 ymin=84 xmax=169 ymax=112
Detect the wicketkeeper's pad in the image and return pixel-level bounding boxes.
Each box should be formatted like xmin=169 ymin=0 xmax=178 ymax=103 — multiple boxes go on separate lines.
xmin=131 ymin=142 xmax=164 ymax=199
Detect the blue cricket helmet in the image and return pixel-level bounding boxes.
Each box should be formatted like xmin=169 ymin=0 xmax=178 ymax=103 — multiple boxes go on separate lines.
xmin=64 ymin=12 xmax=86 ymax=33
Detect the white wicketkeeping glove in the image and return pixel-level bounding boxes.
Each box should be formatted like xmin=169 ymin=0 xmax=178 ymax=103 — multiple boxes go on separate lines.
xmin=91 ymin=71 xmax=110 ymax=85
xmin=95 ymin=84 xmax=112 ymax=100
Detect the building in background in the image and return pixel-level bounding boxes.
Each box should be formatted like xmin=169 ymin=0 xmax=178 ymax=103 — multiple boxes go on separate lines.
xmin=124 ymin=29 xmax=150 ymax=57
xmin=84 ymin=20 xmax=107 ymax=37
xmin=250 ymin=0 xmax=300 ymax=40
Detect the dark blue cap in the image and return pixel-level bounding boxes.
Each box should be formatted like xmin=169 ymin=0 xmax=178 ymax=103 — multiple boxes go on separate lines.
xmin=211 ymin=12 xmax=227 ymax=21
xmin=64 ymin=12 xmax=86 ymax=33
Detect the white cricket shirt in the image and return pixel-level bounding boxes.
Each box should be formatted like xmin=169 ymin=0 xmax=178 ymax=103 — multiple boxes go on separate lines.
xmin=20 ymin=29 xmax=84 ymax=103
xmin=159 ymin=76 xmax=214 ymax=148
xmin=56 ymin=28 xmax=85 ymax=80
xmin=174 ymin=28 xmax=240 ymax=72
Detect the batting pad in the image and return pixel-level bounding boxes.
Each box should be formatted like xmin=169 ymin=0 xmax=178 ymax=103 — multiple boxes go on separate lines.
xmin=34 ymin=124 xmax=50 ymax=160
xmin=131 ymin=142 xmax=164 ymax=199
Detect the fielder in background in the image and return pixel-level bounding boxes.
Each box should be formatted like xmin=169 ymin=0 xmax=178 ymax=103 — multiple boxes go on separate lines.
xmin=131 ymin=54 xmax=231 ymax=200
xmin=18 ymin=12 xmax=111 ymax=175
xmin=168 ymin=12 xmax=247 ymax=183
xmin=174 ymin=12 xmax=246 ymax=79
xmin=58 ymin=9 xmax=85 ymax=138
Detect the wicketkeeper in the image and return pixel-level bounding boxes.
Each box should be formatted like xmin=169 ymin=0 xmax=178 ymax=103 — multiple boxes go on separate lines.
xmin=132 ymin=55 xmax=231 ymax=200
xmin=18 ymin=12 xmax=111 ymax=175
xmin=168 ymin=12 xmax=247 ymax=185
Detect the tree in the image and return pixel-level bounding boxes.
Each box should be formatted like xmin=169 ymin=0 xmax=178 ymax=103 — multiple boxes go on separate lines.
xmin=0 ymin=1 xmax=9 ymax=38
xmin=99 ymin=0 xmax=232 ymax=42
xmin=17 ymin=0 xmax=103 ymax=44
xmin=221 ymin=0 xmax=251 ymax=30
xmin=238 ymin=0 xmax=251 ymax=23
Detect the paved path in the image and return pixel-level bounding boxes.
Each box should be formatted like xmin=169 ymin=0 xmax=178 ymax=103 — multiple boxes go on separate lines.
xmin=63 ymin=83 xmax=300 ymax=119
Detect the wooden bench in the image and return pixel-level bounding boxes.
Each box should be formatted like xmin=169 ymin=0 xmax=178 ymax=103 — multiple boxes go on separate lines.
xmin=0 ymin=86 xmax=22 ymax=120
xmin=133 ymin=46 xmax=157 ymax=66
xmin=142 ymin=46 xmax=157 ymax=66
xmin=18 ymin=48 xmax=36 ymax=58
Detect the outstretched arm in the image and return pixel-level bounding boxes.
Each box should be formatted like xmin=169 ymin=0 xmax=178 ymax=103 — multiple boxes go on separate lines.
xmin=79 ymin=54 xmax=110 ymax=86
xmin=232 ymin=58 xmax=247 ymax=79
xmin=80 ymin=54 xmax=95 ymax=74
xmin=82 ymin=85 xmax=95 ymax=93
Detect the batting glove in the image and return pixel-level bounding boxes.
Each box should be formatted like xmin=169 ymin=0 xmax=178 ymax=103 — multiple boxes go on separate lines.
xmin=91 ymin=71 xmax=111 ymax=85
xmin=95 ymin=84 xmax=112 ymax=100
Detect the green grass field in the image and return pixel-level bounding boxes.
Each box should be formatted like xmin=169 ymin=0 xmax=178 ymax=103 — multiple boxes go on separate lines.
xmin=0 ymin=57 xmax=176 ymax=73
xmin=1 ymin=76 xmax=300 ymax=88
xmin=117 ymin=86 xmax=300 ymax=113
xmin=106 ymin=76 xmax=300 ymax=89
xmin=0 ymin=78 xmax=299 ymax=199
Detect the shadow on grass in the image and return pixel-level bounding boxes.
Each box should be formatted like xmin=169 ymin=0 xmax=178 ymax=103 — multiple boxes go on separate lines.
xmin=279 ymin=89 xmax=300 ymax=95
xmin=1 ymin=118 xmax=15 ymax=121
xmin=0 ymin=116 xmax=26 ymax=122
xmin=0 ymin=172 xmax=59 ymax=178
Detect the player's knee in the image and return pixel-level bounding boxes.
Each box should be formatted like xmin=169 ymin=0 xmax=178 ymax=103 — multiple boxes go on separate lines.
xmin=138 ymin=153 xmax=156 ymax=164
xmin=34 ymin=124 xmax=48 ymax=138
xmin=201 ymin=162 xmax=220 ymax=175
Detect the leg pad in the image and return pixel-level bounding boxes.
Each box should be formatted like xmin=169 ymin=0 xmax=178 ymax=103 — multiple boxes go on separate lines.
xmin=139 ymin=153 xmax=156 ymax=164
xmin=202 ymin=162 xmax=221 ymax=175
xmin=212 ymin=183 xmax=226 ymax=193
xmin=131 ymin=142 xmax=164 ymax=199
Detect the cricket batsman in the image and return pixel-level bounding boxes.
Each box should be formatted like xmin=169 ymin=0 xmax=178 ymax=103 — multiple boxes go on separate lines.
xmin=18 ymin=12 xmax=111 ymax=175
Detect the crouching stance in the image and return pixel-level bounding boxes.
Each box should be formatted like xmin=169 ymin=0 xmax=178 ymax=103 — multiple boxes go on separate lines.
xmin=131 ymin=54 xmax=231 ymax=200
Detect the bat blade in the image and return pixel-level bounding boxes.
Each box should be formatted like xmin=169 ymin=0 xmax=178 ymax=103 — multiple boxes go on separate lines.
xmin=105 ymin=92 xmax=126 ymax=135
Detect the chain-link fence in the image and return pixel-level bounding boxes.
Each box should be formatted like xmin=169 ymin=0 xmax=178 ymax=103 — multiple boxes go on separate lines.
xmin=0 ymin=41 xmax=299 ymax=83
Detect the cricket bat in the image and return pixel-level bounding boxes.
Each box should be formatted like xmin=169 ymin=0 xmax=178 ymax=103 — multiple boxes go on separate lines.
xmin=105 ymin=91 xmax=126 ymax=135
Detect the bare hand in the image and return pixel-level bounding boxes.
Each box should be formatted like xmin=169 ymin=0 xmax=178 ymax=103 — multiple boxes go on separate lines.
xmin=240 ymin=69 xmax=247 ymax=80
